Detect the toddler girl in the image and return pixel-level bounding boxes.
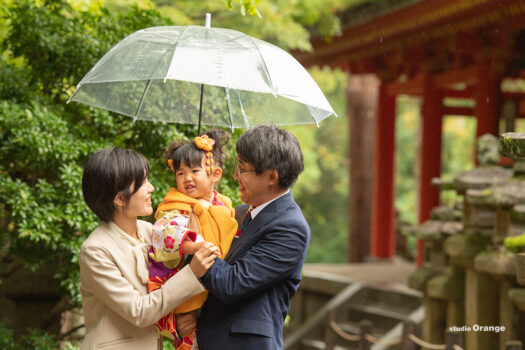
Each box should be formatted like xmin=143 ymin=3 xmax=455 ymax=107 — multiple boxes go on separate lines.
xmin=148 ymin=129 xmax=238 ymax=350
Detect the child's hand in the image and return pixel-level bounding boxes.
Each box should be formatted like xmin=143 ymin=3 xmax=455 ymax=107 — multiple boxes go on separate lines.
xmin=189 ymin=242 xmax=220 ymax=277
xmin=175 ymin=312 xmax=197 ymax=338
xmin=181 ymin=240 xmax=219 ymax=256
xmin=181 ymin=240 xmax=202 ymax=255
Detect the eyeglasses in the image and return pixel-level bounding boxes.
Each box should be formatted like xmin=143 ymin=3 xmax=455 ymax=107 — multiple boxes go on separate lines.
xmin=235 ymin=161 xmax=255 ymax=175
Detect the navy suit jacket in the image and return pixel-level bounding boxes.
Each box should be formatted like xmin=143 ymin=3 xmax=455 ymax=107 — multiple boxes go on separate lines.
xmin=197 ymin=191 xmax=310 ymax=350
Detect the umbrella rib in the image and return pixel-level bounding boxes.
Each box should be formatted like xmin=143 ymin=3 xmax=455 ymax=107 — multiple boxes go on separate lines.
xmin=223 ymin=87 xmax=234 ymax=132
xmin=248 ymin=37 xmax=276 ymax=96
xmin=137 ymin=38 xmax=175 ymax=46
xmin=235 ymin=90 xmax=251 ymax=129
xmin=224 ymin=33 xmax=248 ymax=43
xmin=66 ymin=86 xmax=80 ymax=104
xmin=133 ymin=79 xmax=153 ymax=121
xmin=133 ymin=40 xmax=176 ymax=121
xmin=164 ymin=26 xmax=194 ymax=82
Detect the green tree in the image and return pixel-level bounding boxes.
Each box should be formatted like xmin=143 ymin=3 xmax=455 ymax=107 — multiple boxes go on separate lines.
xmin=1 ymin=0 xmax=352 ymax=347
xmin=0 ymin=1 xmax=241 ymax=346
xmin=149 ymin=0 xmax=348 ymax=52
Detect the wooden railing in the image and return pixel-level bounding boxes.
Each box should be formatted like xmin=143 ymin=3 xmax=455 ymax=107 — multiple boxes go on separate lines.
xmin=284 ymin=282 xmax=363 ymax=349
xmin=283 ymin=274 xmax=523 ymax=350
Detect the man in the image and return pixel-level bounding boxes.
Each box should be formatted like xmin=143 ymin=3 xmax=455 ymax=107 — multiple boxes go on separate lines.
xmin=196 ymin=124 xmax=311 ymax=350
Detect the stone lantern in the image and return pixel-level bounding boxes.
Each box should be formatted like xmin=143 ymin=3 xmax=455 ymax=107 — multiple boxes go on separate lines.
xmin=498 ymin=132 xmax=525 ymax=344
xmin=420 ymin=213 xmax=464 ymax=347
xmin=408 ymin=179 xmax=460 ymax=293
xmin=473 ymin=179 xmax=525 ymax=348
xmin=444 ymin=134 xmax=512 ymax=350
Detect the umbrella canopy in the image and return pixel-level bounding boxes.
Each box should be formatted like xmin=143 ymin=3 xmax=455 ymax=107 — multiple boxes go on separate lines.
xmin=68 ymin=25 xmax=336 ymax=130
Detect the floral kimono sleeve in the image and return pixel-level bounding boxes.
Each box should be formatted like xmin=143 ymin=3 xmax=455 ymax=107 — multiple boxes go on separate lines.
xmin=150 ymin=210 xmax=198 ymax=265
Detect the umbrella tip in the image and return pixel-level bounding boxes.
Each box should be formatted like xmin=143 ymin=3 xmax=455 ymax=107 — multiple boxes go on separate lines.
xmin=205 ymin=13 xmax=211 ymax=28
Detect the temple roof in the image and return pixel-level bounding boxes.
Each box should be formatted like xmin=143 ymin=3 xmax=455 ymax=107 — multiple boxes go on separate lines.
xmin=338 ymin=0 xmax=423 ymax=29
xmin=297 ymin=0 xmax=525 ymax=77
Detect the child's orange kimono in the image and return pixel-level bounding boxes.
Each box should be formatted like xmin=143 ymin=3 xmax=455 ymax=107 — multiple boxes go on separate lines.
xmin=147 ymin=188 xmax=237 ymax=350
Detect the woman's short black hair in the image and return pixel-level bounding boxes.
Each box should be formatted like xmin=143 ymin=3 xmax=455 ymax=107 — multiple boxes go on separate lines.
xmin=164 ymin=129 xmax=229 ymax=171
xmin=236 ymin=125 xmax=304 ymax=189
xmin=82 ymin=147 xmax=149 ymax=222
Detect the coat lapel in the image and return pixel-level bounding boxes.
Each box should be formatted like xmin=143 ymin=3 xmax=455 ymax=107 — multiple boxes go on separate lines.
xmin=101 ymin=222 xmax=149 ymax=292
xmin=224 ymin=204 xmax=249 ymax=260
xmin=225 ymin=192 xmax=294 ymax=262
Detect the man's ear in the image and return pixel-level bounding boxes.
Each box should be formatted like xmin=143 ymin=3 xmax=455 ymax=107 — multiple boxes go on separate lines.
xmin=114 ymin=193 xmax=125 ymax=208
xmin=267 ymin=169 xmax=279 ymax=186
xmin=212 ymin=167 xmax=223 ymax=184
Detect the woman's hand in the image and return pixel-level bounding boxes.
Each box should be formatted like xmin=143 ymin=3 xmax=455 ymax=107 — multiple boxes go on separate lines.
xmin=189 ymin=242 xmax=219 ymax=278
xmin=175 ymin=311 xmax=197 ymax=338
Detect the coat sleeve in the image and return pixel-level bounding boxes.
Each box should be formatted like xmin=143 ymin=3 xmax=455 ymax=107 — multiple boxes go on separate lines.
xmin=200 ymin=218 xmax=308 ymax=304
xmin=80 ymin=243 xmax=205 ymax=327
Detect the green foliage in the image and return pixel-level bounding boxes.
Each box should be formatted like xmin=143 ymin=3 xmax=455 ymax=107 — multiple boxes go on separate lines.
xmin=0 ymin=323 xmax=79 ymax=350
xmin=395 ymin=96 xmax=420 ymax=226
xmin=504 ymin=233 xmax=525 ymax=253
xmin=0 ymin=322 xmax=16 ymax=350
xmin=150 ymin=0 xmax=348 ymax=52
xmin=226 ymin=0 xmax=262 ymax=17
xmin=440 ymin=116 xmax=475 ymax=207
xmin=0 ymin=0 xmax=239 ymax=341
xmin=20 ymin=328 xmax=61 ymax=350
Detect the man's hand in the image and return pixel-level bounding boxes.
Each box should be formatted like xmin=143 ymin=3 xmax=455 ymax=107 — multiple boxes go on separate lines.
xmin=175 ymin=311 xmax=197 ymax=338
xmin=188 ymin=242 xmax=219 ymax=278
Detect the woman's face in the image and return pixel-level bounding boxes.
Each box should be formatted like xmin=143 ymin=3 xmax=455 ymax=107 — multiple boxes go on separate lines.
xmin=124 ymin=178 xmax=155 ymax=217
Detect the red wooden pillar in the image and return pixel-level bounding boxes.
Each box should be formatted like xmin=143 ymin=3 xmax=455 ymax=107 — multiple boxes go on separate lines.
xmin=417 ymin=78 xmax=443 ymax=266
xmin=370 ymin=82 xmax=396 ymax=258
xmin=474 ymin=69 xmax=501 ymax=140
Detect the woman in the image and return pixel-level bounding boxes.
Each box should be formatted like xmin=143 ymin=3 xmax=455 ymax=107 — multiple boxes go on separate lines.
xmin=79 ymin=147 xmax=217 ymax=350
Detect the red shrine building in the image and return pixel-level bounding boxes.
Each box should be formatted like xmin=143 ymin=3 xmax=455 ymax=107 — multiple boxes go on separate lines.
xmin=296 ymin=0 xmax=525 ymax=264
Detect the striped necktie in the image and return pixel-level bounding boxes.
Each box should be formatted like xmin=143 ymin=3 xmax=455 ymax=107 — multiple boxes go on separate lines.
xmin=235 ymin=209 xmax=253 ymax=237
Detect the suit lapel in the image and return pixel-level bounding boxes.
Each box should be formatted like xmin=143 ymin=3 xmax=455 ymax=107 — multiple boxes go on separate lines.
xmin=235 ymin=204 xmax=250 ymax=224
xmin=225 ymin=192 xmax=294 ymax=262
xmin=225 ymin=204 xmax=249 ymax=260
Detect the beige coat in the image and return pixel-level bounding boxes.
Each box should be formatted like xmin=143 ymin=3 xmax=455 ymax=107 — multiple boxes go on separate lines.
xmin=79 ymin=220 xmax=205 ymax=350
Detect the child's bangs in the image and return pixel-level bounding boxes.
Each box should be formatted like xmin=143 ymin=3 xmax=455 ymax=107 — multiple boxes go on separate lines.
xmin=172 ymin=144 xmax=204 ymax=170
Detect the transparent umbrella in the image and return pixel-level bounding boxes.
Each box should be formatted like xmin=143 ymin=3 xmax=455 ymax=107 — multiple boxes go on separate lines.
xmin=67 ymin=15 xmax=336 ymax=133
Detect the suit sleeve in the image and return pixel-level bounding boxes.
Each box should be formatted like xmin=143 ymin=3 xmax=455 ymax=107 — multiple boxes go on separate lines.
xmin=200 ymin=218 xmax=308 ymax=304
xmin=80 ymin=244 xmax=205 ymax=327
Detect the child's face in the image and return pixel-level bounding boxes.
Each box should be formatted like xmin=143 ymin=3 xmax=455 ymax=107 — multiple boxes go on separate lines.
xmin=175 ymin=158 xmax=221 ymax=201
